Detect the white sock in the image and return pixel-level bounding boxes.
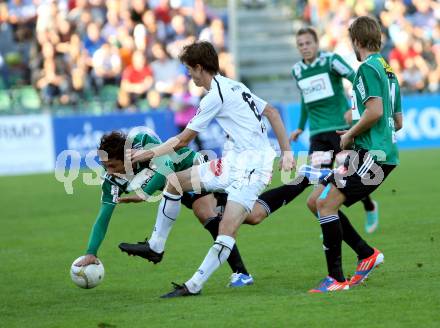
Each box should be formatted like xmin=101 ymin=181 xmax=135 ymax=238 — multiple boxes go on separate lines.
xmin=185 ymin=235 xmax=235 ymax=293
xmin=148 ymin=191 xmax=181 ymax=253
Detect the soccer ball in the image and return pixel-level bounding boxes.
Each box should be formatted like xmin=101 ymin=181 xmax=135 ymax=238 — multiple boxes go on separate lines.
xmin=70 ymin=256 xmax=105 ymax=289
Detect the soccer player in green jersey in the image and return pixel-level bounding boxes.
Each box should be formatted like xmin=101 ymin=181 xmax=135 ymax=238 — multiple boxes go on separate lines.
xmin=307 ymin=16 xmax=403 ymax=292
xmin=75 ymin=131 xmax=254 ymax=287
xmin=243 ymin=26 xmax=380 ymax=234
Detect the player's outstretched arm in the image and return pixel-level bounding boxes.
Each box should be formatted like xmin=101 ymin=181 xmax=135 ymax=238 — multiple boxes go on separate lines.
xmin=131 ymin=129 xmax=198 ymax=164
xmin=75 ymin=204 xmax=115 ymax=266
xmin=262 ymin=104 xmax=296 ymax=171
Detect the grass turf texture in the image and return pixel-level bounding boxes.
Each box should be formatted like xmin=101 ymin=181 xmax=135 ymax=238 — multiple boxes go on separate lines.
xmin=1 ymin=149 xmax=439 ymax=328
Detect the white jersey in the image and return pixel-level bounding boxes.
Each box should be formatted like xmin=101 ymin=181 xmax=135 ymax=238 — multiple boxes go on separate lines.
xmin=187 ymin=74 xmax=272 ymax=152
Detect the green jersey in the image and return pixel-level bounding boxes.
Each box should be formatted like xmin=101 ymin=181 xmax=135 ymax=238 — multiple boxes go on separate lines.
xmin=86 ymin=132 xmax=200 ymax=255
xmin=101 ymin=132 xmax=198 ymax=204
xmin=292 ymin=52 xmax=355 ymax=136
xmin=351 ymin=53 xmax=401 ymax=165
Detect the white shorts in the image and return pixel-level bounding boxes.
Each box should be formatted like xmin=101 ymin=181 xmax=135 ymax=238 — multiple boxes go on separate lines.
xmin=197 ymin=148 xmax=276 ymax=212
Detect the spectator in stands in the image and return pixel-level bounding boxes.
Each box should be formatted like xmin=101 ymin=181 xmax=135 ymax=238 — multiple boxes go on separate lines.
xmin=389 ymin=32 xmax=429 ymax=83
xmin=36 ymin=58 xmax=69 ymax=105
xmin=410 ymin=0 xmax=437 ymax=41
xmin=166 ymin=14 xmax=195 ymax=58
xmin=142 ymin=9 xmax=167 ymax=44
xmin=218 ymin=50 xmax=235 ymax=79
xmin=55 ymin=14 xmax=74 ymax=54
xmin=83 ymin=22 xmax=106 ymax=64
xmin=67 ymin=0 xmax=89 ymax=32
xmin=130 ymin=0 xmax=148 ymax=25
xmin=92 ymin=42 xmax=122 ymax=90
xmin=65 ymin=33 xmax=90 ymax=103
xmin=7 ymin=0 xmax=37 ymax=42
xmin=88 ymin=0 xmax=106 ymax=26
xmin=146 ymin=89 xmax=162 ymax=111
xmin=307 ymin=0 xmax=439 ymax=97
xmin=35 ymin=0 xmax=58 ymax=34
xmin=150 ymin=42 xmax=184 ymax=98
xmin=133 ymin=23 xmax=148 ymax=52
xmin=2 ymin=0 xmax=232 ymax=110
xmin=402 ymin=57 xmax=426 ymax=93
xmin=199 ymin=17 xmax=226 ymax=51
xmin=170 ymin=80 xmax=203 ymax=149
xmin=118 ymin=50 xmax=153 ymax=109
xmin=101 ymin=9 xmax=121 ymax=44
xmin=191 ymin=4 xmax=208 ymax=37
xmin=154 ymin=0 xmax=172 ymax=25
xmin=429 ymin=22 xmax=440 ymax=92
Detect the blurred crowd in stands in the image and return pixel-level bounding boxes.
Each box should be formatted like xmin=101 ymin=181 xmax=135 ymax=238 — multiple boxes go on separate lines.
xmin=0 ymin=0 xmax=439 ymax=114
xmin=0 ymin=0 xmax=232 ymax=115
xmin=302 ymin=0 xmax=440 ymax=94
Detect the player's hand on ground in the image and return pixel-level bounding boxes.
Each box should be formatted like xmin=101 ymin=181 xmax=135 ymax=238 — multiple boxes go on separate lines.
xmin=289 ymin=129 xmax=303 ymax=142
xmin=75 ymin=254 xmax=99 ymax=267
xmin=128 ymin=149 xmax=153 ymax=164
xmin=279 ymin=151 xmax=296 ymax=172
xmin=118 ymin=195 xmax=145 ymax=203
xmin=337 ymin=130 xmax=354 ymax=150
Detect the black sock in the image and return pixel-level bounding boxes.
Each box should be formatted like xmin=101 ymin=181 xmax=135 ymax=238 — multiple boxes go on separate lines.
xmin=361 ymin=196 xmax=375 ymax=212
xmin=257 ymin=176 xmax=310 ymax=215
xmin=339 ymin=211 xmax=374 ymax=260
xmin=204 ymin=216 xmax=249 ymax=275
xmin=319 ymin=214 xmax=345 ymax=282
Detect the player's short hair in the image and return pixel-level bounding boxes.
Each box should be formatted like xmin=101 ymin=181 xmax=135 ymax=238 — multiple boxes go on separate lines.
xmin=296 ymin=27 xmax=318 ymax=42
xmin=179 ymin=41 xmax=219 ymax=74
xmin=99 ymin=131 xmax=126 ymax=161
xmin=349 ymin=16 xmax=381 ymax=52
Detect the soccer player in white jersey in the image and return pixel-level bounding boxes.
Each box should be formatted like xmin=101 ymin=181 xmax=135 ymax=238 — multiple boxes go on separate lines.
xmin=129 ymin=41 xmax=295 ymax=297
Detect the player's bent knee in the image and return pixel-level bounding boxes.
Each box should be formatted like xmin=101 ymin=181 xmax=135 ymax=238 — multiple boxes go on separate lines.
xmin=193 ymin=207 xmax=213 ymax=223
xmin=244 ymin=212 xmax=263 ymax=225
xmin=315 ymin=197 xmax=330 ymax=212
xmin=166 ymin=174 xmax=181 ymax=194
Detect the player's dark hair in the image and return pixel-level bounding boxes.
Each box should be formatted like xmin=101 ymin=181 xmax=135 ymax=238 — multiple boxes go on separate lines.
xmin=179 ymin=41 xmax=219 ymax=74
xmin=99 ymin=131 xmax=126 ymax=161
xmin=296 ymin=27 xmax=318 ymax=42
xmin=349 ymin=16 xmax=381 ymax=52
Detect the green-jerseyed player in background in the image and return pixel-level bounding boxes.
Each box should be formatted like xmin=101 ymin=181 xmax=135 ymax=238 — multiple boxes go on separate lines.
xmin=250 ymin=26 xmax=380 ymax=234
xmin=307 ymin=16 xmax=403 ymax=292
xmin=74 ymin=131 xmax=254 ymax=287
xmin=291 ymin=27 xmax=380 ymax=233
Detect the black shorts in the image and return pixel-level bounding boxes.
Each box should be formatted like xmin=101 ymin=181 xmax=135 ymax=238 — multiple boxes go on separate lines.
xmin=321 ymin=149 xmax=396 ymax=207
xmin=309 ymin=131 xmax=342 ymax=168
xmin=180 ymin=192 xmax=227 ymax=209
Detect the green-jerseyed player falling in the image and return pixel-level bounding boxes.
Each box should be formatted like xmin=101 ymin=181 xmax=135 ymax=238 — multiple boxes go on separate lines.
xmin=73 ymin=130 xmax=256 ymax=287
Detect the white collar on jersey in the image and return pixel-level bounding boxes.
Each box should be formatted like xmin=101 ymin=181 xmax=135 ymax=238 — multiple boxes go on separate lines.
xmin=209 ymin=74 xmax=223 ymax=89
xmin=302 ymin=51 xmax=325 ymax=68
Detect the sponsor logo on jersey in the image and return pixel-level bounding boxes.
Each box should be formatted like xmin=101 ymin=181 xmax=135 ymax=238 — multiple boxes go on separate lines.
xmin=111 ymin=185 xmax=119 ymax=203
xmin=332 ymin=58 xmax=351 ymax=76
xmin=378 ymin=57 xmax=394 ymax=74
xmin=356 ymin=76 xmax=366 ymax=100
xmin=209 ymin=158 xmax=223 ymax=177
xmin=350 ymin=91 xmax=361 ymax=120
xmin=298 ymin=73 xmax=335 ymax=103
xmin=231 ymin=84 xmax=241 ymax=92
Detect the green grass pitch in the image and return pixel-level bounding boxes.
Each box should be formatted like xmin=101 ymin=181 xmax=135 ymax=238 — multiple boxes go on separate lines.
xmin=1 ymin=149 xmax=439 ymax=327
